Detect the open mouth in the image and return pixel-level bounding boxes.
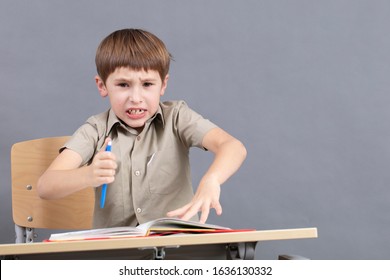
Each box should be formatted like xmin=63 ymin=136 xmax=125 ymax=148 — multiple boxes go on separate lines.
xmin=128 ymin=109 xmax=145 ymax=115
xmin=127 ymin=109 xmax=147 ymax=119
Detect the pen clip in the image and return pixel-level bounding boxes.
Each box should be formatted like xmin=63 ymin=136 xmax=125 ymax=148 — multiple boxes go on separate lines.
xmin=147 ymin=152 xmax=156 ymax=167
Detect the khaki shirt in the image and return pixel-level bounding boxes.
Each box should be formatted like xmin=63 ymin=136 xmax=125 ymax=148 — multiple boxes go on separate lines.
xmin=63 ymin=100 xmax=217 ymax=228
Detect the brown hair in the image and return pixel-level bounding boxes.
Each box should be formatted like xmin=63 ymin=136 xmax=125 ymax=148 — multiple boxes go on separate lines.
xmin=95 ymin=29 xmax=172 ymax=83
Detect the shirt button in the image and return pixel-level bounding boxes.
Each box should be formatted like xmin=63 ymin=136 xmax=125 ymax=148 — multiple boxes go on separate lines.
xmin=135 ymin=170 xmax=141 ymax=176
xmin=137 ymin=136 xmax=141 ymax=141
xmin=136 ymin=208 xmax=142 ymax=213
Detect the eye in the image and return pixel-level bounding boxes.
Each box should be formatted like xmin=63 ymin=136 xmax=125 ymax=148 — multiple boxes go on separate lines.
xmin=143 ymin=82 xmax=154 ymax=87
xmin=117 ymin=83 xmax=129 ymax=88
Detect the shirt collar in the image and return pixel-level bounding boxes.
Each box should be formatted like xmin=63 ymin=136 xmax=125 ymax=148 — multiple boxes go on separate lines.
xmin=148 ymin=104 xmax=165 ymax=127
xmin=106 ymin=109 xmax=123 ymax=135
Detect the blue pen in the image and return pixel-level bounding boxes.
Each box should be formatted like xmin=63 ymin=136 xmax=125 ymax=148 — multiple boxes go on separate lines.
xmin=100 ymin=140 xmax=112 ymax=208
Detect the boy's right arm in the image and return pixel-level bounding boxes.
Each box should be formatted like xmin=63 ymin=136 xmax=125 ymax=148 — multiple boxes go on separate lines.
xmin=37 ymin=139 xmax=117 ymax=200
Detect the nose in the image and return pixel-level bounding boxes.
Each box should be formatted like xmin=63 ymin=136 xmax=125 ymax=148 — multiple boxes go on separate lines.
xmin=129 ymin=86 xmax=142 ymax=103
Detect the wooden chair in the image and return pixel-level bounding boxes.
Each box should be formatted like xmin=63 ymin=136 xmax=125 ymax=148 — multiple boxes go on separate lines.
xmin=11 ymin=136 xmax=94 ymax=243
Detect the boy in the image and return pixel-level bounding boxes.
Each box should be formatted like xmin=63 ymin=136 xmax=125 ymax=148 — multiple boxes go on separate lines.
xmin=37 ymin=29 xmax=247 ymax=228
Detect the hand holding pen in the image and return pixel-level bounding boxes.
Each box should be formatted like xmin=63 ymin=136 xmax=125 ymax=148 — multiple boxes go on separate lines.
xmin=88 ymin=138 xmax=116 ymax=208
xmin=100 ymin=140 xmax=112 ymax=208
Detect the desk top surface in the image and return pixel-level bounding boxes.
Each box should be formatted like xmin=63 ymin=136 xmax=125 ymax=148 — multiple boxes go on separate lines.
xmin=0 ymin=227 xmax=317 ymax=256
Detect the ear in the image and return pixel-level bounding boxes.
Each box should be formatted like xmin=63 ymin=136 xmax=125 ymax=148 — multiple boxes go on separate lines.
xmin=95 ymin=75 xmax=108 ymax=97
xmin=160 ymin=74 xmax=169 ymax=97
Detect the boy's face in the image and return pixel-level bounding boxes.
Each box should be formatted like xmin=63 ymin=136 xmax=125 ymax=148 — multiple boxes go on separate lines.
xmin=96 ymin=67 xmax=168 ymax=132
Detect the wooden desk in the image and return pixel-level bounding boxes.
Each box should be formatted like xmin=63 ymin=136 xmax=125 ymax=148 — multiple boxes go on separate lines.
xmin=0 ymin=227 xmax=317 ymax=260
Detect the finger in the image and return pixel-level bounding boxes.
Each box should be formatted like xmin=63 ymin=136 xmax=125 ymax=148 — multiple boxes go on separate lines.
xmin=166 ymin=203 xmax=191 ymax=218
xmin=97 ymin=138 xmax=116 ymax=165
xmin=98 ymin=167 xmax=116 ymax=177
xmin=100 ymin=138 xmax=112 ymax=152
xmin=213 ymin=202 xmax=223 ymax=216
xmin=180 ymin=202 xmax=202 ymax=221
xmin=199 ymin=206 xmax=210 ymax=224
xmin=93 ymin=156 xmax=117 ymax=171
xmin=96 ymin=175 xmax=115 ymax=185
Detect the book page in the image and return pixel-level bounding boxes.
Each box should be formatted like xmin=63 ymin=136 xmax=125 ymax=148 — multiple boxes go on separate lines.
xmin=48 ymin=226 xmax=144 ymax=241
xmin=136 ymin=218 xmax=231 ymax=234
xmin=48 ymin=218 xmax=233 ymax=241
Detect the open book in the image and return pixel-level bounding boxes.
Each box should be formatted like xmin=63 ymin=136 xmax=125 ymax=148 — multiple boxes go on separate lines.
xmin=47 ymin=218 xmax=243 ymax=241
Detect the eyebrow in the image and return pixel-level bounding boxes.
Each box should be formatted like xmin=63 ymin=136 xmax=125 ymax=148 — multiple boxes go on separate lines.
xmin=113 ymin=77 xmax=158 ymax=83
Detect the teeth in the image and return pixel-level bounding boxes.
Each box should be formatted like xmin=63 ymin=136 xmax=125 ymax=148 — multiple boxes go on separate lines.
xmin=128 ymin=109 xmax=145 ymax=115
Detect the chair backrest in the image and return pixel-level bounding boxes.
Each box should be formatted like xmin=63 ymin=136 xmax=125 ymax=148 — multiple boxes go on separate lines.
xmin=11 ymin=136 xmax=94 ymax=239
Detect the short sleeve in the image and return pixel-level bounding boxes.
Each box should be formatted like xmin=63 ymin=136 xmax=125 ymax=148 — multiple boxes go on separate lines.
xmin=174 ymin=101 xmax=218 ymax=149
xmin=61 ymin=122 xmax=100 ymax=166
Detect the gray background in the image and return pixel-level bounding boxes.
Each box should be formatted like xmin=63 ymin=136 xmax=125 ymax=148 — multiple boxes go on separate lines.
xmin=1 ymin=0 xmax=389 ymax=260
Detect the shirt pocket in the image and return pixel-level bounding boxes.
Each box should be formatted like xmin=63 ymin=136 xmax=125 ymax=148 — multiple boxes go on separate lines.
xmin=146 ymin=149 xmax=188 ymax=195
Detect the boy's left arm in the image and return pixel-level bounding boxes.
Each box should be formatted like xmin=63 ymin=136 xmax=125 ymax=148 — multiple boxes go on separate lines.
xmin=167 ymin=127 xmax=247 ymax=223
